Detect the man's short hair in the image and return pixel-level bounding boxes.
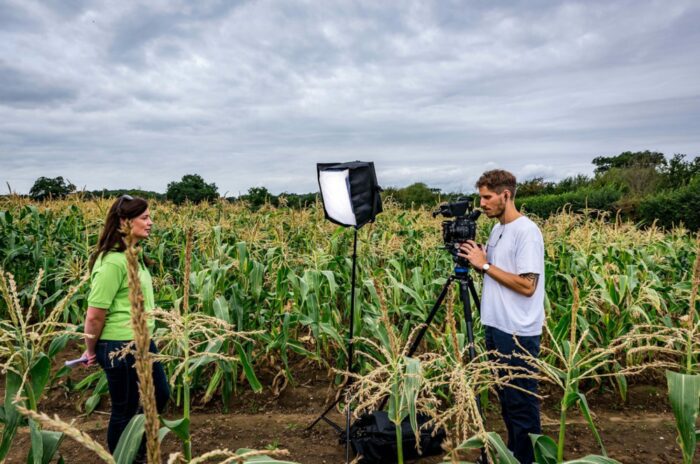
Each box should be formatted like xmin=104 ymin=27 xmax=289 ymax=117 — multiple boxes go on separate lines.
xmin=476 ymin=170 xmax=517 ymax=197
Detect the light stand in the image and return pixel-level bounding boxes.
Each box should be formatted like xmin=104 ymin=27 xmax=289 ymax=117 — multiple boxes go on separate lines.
xmin=306 ymin=227 xmax=357 ymax=463
xmin=307 ymin=162 xmax=382 ymax=464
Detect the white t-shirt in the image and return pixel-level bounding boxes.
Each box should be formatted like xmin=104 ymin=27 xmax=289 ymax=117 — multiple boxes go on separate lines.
xmin=481 ymin=215 xmax=545 ymax=336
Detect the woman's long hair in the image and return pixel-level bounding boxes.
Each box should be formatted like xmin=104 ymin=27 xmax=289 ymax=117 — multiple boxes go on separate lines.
xmin=89 ymin=196 xmax=149 ymax=272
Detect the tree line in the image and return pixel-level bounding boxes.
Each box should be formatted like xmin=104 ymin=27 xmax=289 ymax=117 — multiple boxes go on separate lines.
xmin=17 ymin=150 xmax=700 ymax=230
xmin=24 ymin=174 xmax=318 ymax=210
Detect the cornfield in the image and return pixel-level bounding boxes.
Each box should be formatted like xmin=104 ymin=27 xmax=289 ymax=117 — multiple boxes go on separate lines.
xmin=0 ymin=195 xmax=698 ymax=463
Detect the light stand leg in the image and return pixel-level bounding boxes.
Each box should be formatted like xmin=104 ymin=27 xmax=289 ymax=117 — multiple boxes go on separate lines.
xmin=345 ymin=228 xmax=358 ymax=463
xmin=306 ymin=228 xmax=359 ymax=460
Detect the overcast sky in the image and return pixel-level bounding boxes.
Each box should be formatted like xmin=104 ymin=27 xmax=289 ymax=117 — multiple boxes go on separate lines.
xmin=1 ymin=0 xmax=698 ymax=195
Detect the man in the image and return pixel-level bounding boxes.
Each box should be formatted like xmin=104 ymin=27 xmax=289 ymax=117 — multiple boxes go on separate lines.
xmin=457 ymin=169 xmax=545 ymax=464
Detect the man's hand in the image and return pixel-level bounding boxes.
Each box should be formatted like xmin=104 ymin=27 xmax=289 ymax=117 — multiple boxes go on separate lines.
xmin=457 ymin=240 xmax=488 ymax=270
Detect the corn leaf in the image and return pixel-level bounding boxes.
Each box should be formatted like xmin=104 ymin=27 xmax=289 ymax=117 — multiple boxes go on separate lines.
xmin=403 ymin=356 xmax=421 ymax=440
xmin=73 ymin=370 xmax=104 ymax=391
xmin=575 ymin=392 xmax=607 ymax=456
xmin=530 ymin=433 xmax=557 ymax=464
xmin=453 ymin=432 xmax=518 ymax=464
xmin=160 ymin=417 xmax=190 ymax=443
xmin=666 ymin=370 xmax=700 ymax=464
xmin=113 ymin=414 xmax=144 ymax=464
xmin=85 ymin=374 xmax=109 ymax=415
xmin=27 ymin=428 xmax=63 ymax=464
xmin=236 ymin=342 xmax=262 ymax=393
xmin=213 ymin=295 xmax=231 ymax=324
xmin=0 ymin=370 xmax=23 ymax=460
xmin=564 ymin=457 xmax=621 ymax=463
xmin=29 ymin=354 xmax=51 ymax=405
xmin=28 ymin=419 xmax=43 ymax=464
xmin=233 ymin=448 xmax=300 ymax=463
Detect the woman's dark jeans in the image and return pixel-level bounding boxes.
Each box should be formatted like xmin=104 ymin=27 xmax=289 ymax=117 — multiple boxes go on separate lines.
xmin=484 ymin=325 xmax=541 ymax=464
xmin=96 ymin=340 xmax=170 ymax=459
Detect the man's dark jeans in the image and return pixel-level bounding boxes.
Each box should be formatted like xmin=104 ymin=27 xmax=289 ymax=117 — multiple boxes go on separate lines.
xmin=96 ymin=340 xmax=170 ymax=460
xmin=484 ymin=325 xmax=541 ymax=464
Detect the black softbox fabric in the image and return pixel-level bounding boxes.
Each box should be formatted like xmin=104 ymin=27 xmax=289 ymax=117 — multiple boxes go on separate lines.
xmin=317 ymin=161 xmax=383 ymax=228
xmin=343 ymin=411 xmax=446 ymax=463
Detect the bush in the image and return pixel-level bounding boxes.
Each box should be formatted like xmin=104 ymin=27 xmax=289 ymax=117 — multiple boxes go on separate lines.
xmin=637 ymin=177 xmax=700 ymax=231
xmin=516 ymin=186 xmax=623 ymax=219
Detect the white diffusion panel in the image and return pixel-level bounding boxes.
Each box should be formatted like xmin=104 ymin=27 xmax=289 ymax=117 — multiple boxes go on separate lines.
xmin=319 ymin=169 xmax=356 ymax=226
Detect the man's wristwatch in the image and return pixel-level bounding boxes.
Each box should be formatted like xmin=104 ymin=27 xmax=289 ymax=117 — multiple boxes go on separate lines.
xmin=482 ymin=263 xmax=491 ymax=273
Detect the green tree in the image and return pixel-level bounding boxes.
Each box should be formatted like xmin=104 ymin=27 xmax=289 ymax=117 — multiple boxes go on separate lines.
xmin=551 ymin=174 xmax=592 ymax=194
xmin=87 ymin=189 xmax=165 ymax=201
xmin=595 ymin=166 xmax=663 ymax=197
xmin=638 ymin=176 xmax=700 ymax=230
xmin=166 ymin=174 xmax=218 ymax=205
xmin=240 ymin=186 xmax=277 ymax=210
xmin=661 ymin=154 xmax=700 ymax=190
xmin=516 ymin=177 xmax=556 ymax=197
xmin=592 ymin=150 xmax=666 ymax=174
xmin=388 ymin=182 xmax=440 ymax=208
xmin=29 ymin=176 xmax=76 ymax=200
xmin=279 ymin=192 xmax=317 ymax=209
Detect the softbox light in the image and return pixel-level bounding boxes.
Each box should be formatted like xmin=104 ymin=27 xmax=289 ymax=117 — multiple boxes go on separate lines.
xmin=311 ymin=161 xmax=382 ymax=463
xmin=317 ymin=161 xmax=383 ymax=229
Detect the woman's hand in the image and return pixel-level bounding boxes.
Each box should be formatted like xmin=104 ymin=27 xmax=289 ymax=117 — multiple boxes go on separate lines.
xmin=84 ymin=306 xmax=106 ymax=367
xmin=81 ymin=349 xmax=97 ymax=367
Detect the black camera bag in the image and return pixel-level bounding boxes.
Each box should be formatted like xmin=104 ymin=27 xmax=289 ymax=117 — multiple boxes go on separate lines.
xmin=344 ymin=411 xmax=445 ymax=463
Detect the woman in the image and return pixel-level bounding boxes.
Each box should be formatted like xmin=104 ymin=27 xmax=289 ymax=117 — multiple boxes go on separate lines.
xmin=82 ymin=195 xmax=170 ymax=459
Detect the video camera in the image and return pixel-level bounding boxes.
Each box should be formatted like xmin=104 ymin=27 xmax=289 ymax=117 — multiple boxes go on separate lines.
xmin=433 ymin=197 xmax=481 ymax=268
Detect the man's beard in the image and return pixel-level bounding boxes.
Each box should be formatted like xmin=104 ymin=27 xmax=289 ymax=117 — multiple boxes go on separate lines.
xmin=486 ymin=199 xmax=506 ymax=218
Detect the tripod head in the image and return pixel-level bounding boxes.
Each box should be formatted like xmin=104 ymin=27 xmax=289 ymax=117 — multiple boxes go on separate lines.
xmin=453 ymin=265 xmax=473 ymax=281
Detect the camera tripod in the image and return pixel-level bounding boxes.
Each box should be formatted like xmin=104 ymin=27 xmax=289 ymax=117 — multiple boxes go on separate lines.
xmin=367 ymin=263 xmax=490 ymax=462
xmin=405 ymin=264 xmax=480 ymax=360
xmin=402 ymin=263 xmax=488 ymax=464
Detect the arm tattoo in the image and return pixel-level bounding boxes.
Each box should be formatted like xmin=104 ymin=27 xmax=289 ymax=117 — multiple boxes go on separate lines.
xmin=519 ymin=273 xmax=540 ymax=289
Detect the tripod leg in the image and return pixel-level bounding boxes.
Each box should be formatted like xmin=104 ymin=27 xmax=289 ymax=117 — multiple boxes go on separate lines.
xmin=405 ymin=275 xmax=455 ymax=358
xmin=467 ymin=278 xmax=481 ymax=313
xmin=459 ymin=280 xmax=477 ymax=361
xmin=376 ymin=275 xmax=456 ymax=412
xmin=306 ymin=395 xmax=343 ymax=431
xmin=460 ymin=278 xmax=488 ymax=464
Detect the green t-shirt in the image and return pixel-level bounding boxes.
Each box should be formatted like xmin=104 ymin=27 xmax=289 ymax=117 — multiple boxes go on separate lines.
xmin=87 ymin=251 xmax=156 ymax=340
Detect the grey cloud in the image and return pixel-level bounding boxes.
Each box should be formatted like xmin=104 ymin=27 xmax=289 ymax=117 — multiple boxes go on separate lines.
xmin=40 ymin=0 xmax=91 ymax=19
xmin=0 ymin=63 xmax=77 ymax=107
xmin=106 ymin=1 xmax=245 ymax=66
xmin=1 ymin=0 xmax=699 ymax=194
xmin=107 ymin=10 xmax=187 ymax=66
xmin=0 ymin=1 xmax=41 ymax=31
